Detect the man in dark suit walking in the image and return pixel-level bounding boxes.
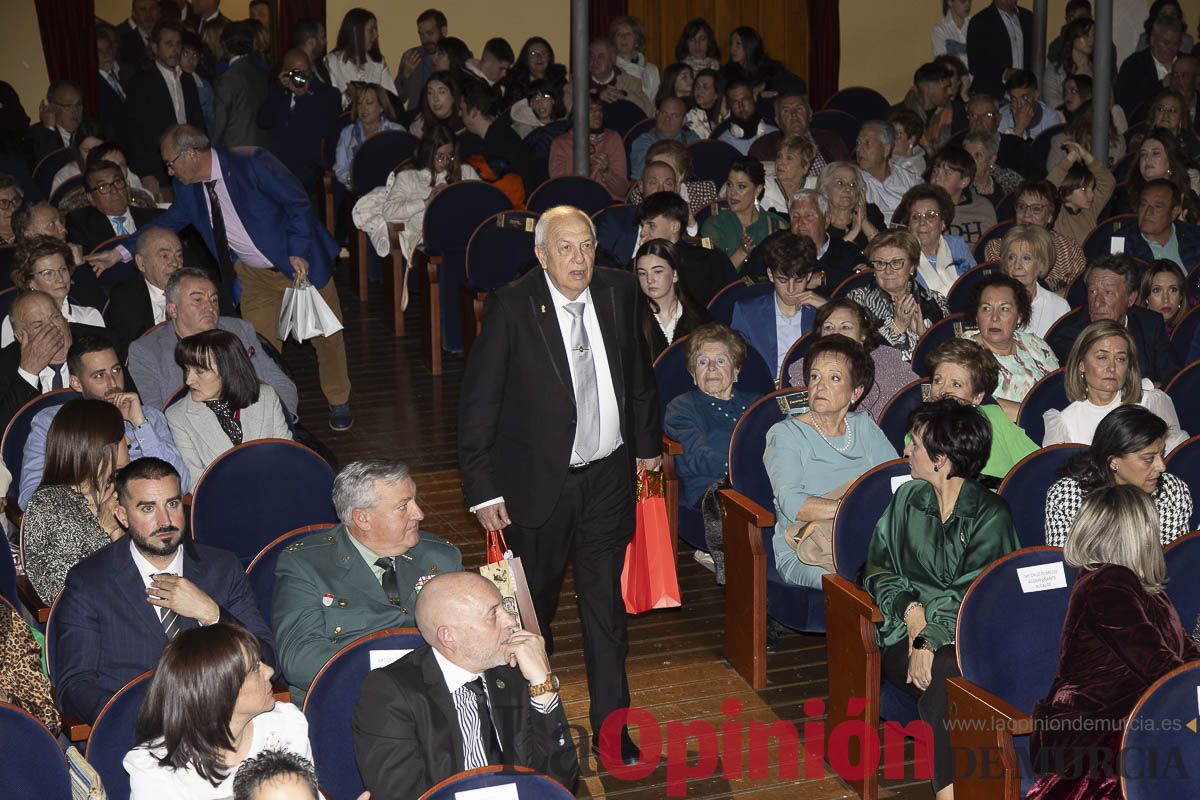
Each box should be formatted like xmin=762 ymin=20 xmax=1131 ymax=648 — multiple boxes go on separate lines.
xmin=125 ymin=19 xmax=204 ymax=184
xmin=1116 ymin=14 xmax=1184 ymax=121
xmin=458 ymin=205 xmax=660 ymax=764
xmin=966 ymin=0 xmax=1034 ymax=99
xmin=353 ymin=571 xmax=578 ymax=798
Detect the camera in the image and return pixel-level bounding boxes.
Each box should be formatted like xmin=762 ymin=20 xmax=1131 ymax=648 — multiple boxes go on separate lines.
xmin=286 ymin=69 xmax=309 ymax=88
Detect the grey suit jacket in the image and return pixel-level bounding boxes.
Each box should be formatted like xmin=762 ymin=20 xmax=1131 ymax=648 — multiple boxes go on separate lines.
xmin=127 ymin=316 xmax=299 ymax=415
xmin=214 ymin=56 xmax=269 ymax=148
xmin=165 ymin=384 xmax=292 ymax=492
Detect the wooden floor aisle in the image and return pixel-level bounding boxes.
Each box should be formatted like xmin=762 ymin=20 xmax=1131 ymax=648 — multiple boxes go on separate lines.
xmin=281 ymin=268 xmax=933 ymax=799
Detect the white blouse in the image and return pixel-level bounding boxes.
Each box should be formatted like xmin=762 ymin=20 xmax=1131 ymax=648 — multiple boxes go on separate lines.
xmin=1042 ymin=378 xmax=1189 ymax=452
xmin=1028 ymin=285 xmax=1071 ymax=338
xmin=324 ymin=52 xmax=395 ymax=108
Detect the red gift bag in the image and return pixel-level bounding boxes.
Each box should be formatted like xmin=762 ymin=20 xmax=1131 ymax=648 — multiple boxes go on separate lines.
xmin=621 ymin=470 xmax=682 ymax=614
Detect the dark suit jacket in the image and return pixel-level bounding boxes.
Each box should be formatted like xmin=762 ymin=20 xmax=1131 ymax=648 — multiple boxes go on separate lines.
xmin=677 ymin=240 xmax=734 ymax=308
xmin=458 ymin=268 xmax=660 ymax=527
xmin=213 ymin=56 xmax=269 ymax=148
xmin=52 ymin=538 xmax=275 ymax=723
xmin=1115 ymin=49 xmax=1164 ymax=121
xmin=352 ymin=645 xmax=578 ymax=799
xmin=27 ymin=123 xmax=72 ymax=164
xmin=117 ymin=22 xmax=150 ymax=75
xmin=966 ymin=3 xmax=1034 ymax=98
xmin=66 ymin=205 xmax=161 ymax=256
xmin=103 ymin=276 xmax=156 ymax=359
xmin=1048 ymin=305 xmax=1181 ymax=387
xmin=998 ymin=132 xmax=1040 ymax=179
xmin=0 ymin=321 xmax=106 ymax=429
xmin=1124 ymin=220 xmax=1200 ymax=268
xmin=125 ymin=65 xmax=204 ymax=180
xmin=257 ymin=81 xmax=343 ymax=193
xmin=818 ymin=236 xmax=866 ymax=290
xmin=96 ymin=69 xmax=129 ymax=146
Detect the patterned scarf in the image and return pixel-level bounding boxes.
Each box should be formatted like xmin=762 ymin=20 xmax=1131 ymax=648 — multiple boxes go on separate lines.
xmin=204 ymin=399 xmax=243 ymax=446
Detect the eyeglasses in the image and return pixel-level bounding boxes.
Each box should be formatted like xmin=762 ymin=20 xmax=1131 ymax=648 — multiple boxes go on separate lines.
xmin=34 ymin=266 xmax=71 ymax=281
xmin=909 ymin=210 xmax=942 ymax=221
xmin=87 ymin=177 xmax=127 ymax=195
xmin=0 ymin=198 xmax=21 ymax=210
xmin=1016 ymin=202 xmax=1048 ymax=214
xmin=162 ymin=149 xmax=190 ymax=171
xmin=869 ymin=258 xmax=910 ymax=272
xmin=967 ymin=111 xmax=997 ymax=121
xmin=527 ymin=50 xmax=548 ymax=59
xmin=52 ymin=101 xmax=83 ymax=111
xmin=831 ymin=178 xmax=858 ymax=190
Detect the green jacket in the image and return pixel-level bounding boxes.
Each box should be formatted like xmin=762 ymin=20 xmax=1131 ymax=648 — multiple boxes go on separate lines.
xmin=272 ymin=523 xmax=463 ymax=704
xmin=864 ymin=479 xmax=1019 ymax=651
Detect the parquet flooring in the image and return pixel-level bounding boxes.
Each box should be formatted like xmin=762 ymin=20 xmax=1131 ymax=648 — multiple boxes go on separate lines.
xmin=281 ymin=268 xmax=933 ymax=799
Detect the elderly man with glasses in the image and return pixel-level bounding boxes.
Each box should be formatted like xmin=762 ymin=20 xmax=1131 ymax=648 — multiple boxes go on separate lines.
xmin=28 ymin=80 xmax=87 ymax=162
xmin=66 ymin=159 xmax=164 ymax=256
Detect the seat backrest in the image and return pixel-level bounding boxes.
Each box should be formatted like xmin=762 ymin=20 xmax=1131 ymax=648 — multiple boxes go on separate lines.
xmin=1165 ymin=435 xmax=1200 ymax=531
xmin=526 ymin=175 xmax=614 ymax=215
xmin=0 ymin=389 xmax=80 ymax=501
xmin=821 ymin=86 xmax=891 ymax=124
xmin=875 ymin=377 xmax=929 ymax=454
xmin=1030 ymin=124 xmax=1067 ymax=174
xmin=957 ymin=547 xmax=1075 ymax=714
xmin=464 ymin=210 xmax=538 ymax=292
xmin=997 ymin=444 xmax=1088 ymax=547
xmin=423 ymin=181 xmax=513 ymax=254
xmin=190 ymin=439 xmax=337 ymax=564
xmin=1170 ymin=304 xmax=1200 ymax=357
xmin=32 ymin=148 xmax=73 ymax=198
xmin=809 ymin=109 xmax=861 ymax=153
xmin=0 ymin=286 xmax=18 ymax=321
xmin=653 ymin=334 xmax=775 ymax=423
xmin=1016 ymin=368 xmax=1067 ymax=446
xmin=1082 ymin=213 xmax=1137 ymax=262
xmin=601 ymin=99 xmax=648 ymax=138
xmin=946 ymin=262 xmax=999 ymax=315
xmin=245 ymin=524 xmax=332 ymax=625
xmin=910 ymin=313 xmax=968 ymax=375
xmin=778 ymin=331 xmax=815 ymax=387
xmin=1042 ymin=306 xmax=1087 ymax=351
xmin=1064 ymin=271 xmax=1088 ymax=308
xmin=420 ymin=766 xmax=576 ymax=800
xmin=830 ymin=271 xmax=876 ymax=300
xmin=728 ymin=388 xmax=805 ymax=512
xmin=1163 ymin=531 xmax=1200 ymax=628
xmin=1166 ymin=363 xmax=1200 ymax=437
xmin=1120 ymin=661 xmax=1200 ymax=799
xmin=0 ymin=702 xmax=70 ymax=798
xmin=304 ymin=629 xmax=425 ymax=800
xmin=85 ymin=670 xmax=153 ymax=800
xmin=0 ymin=542 xmax=17 ymax=611
xmin=687 ymin=140 xmax=741 ymax=187
xmin=349 ymin=130 xmax=419 ymax=195
xmin=622 ymin=118 xmax=657 ymax=159
xmin=831 ymin=458 xmax=913 ymax=580
xmin=705 ymin=279 xmax=771 ymax=325
xmin=50 ymin=174 xmax=85 ymax=208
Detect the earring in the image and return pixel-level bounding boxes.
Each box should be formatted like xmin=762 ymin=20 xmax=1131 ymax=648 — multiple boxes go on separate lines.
xmin=933 ymin=464 xmax=940 ymax=473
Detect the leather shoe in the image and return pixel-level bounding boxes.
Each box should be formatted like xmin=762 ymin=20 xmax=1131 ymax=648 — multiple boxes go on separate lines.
xmin=591 ymin=728 xmax=641 ymax=767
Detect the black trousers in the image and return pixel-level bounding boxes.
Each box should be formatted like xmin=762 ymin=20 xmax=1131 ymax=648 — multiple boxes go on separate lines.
xmin=882 ymin=641 xmax=960 ymax=792
xmin=503 ymin=446 xmax=635 ymax=737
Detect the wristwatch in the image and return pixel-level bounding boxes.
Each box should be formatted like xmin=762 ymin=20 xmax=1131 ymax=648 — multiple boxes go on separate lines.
xmin=529 ymin=673 xmax=559 ymax=698
xmin=911 ymin=635 xmax=933 ymax=652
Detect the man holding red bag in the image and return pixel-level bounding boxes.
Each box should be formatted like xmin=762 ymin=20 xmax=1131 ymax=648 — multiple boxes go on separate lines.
xmin=458 ymin=205 xmax=661 ymax=767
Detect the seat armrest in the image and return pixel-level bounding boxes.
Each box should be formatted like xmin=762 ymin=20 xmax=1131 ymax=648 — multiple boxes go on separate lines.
xmin=720 ymin=488 xmax=771 ymax=688
xmin=16 ymin=575 xmax=49 ymax=624
xmin=946 ymin=676 xmax=1031 ymax=800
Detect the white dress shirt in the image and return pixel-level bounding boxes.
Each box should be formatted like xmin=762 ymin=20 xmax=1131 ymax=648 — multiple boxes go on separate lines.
xmin=156 ymin=61 xmax=187 ymax=124
xmin=15 ymin=362 xmax=70 ymax=394
xmin=998 ymin=7 xmax=1024 ymax=71
xmin=3 ymin=299 xmax=105 ymax=348
xmin=130 ymin=537 xmax=184 ymax=589
xmin=147 ymin=280 xmax=167 ymax=324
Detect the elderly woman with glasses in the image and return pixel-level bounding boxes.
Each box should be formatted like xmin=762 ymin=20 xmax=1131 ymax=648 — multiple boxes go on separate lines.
xmin=817 ymin=161 xmax=885 ymax=249
xmin=2 ymin=236 xmax=104 ymax=346
xmin=893 ymin=184 xmax=975 ymax=298
xmin=847 ymin=230 xmax=950 ymax=362
xmin=0 ymin=173 xmax=23 ymax=245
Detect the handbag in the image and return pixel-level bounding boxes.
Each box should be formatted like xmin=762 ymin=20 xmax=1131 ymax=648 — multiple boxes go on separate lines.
xmin=784 ymin=478 xmax=856 ymax=573
xmin=66 ymin=745 xmax=105 ymax=798
xmin=620 ymin=470 xmax=682 ymax=614
xmin=477 ymin=530 xmax=542 ymax=637
xmin=277 ymin=276 xmax=345 ymax=343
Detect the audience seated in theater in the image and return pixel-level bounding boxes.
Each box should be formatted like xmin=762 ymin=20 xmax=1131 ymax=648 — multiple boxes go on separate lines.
xmin=1047 ymin=85 xmax=1128 ymax=173
xmin=967 ymin=94 xmax=1037 ymax=179
xmin=503 ymin=36 xmax=566 ymax=117
xmin=624 ymin=140 xmax=718 ymax=225
xmin=925 ymin=338 xmax=1038 ymax=485
xmin=1043 ymin=320 xmax=1187 ymax=451
xmin=760 ymin=135 xmax=816 ymax=215
xmin=549 ymin=95 xmax=629 ymax=200
xmin=0 ymin=601 xmax=58 ymax=734
xmin=732 ymin=232 xmax=822 ymax=377
xmin=961 ymin=272 xmax=1058 ymax=411
xmin=794 ymin=299 xmax=917 ymax=423
xmin=888 ymin=108 xmax=928 ymax=178
xmin=22 ymin=399 xmax=130 ymax=605
xmin=937 ymin=52 xmax=973 ymax=109
xmin=231 ymin=749 xmax=327 ymax=800
xmin=125 ymin=20 xmax=205 ymax=184
xmin=1046 ymin=405 xmax=1191 ymax=547
xmin=11 ymin=203 xmax=89 ymax=287
xmin=27 ymin=80 xmax=87 ymax=164
xmin=894 ymin=61 xmax=960 ymax=151
xmin=78 ymin=141 xmax=159 ymax=212
xmin=963 ymin=130 xmax=1022 ymax=207
xmin=211 ymin=21 xmax=269 ymax=149
xmin=628 ymin=97 xmax=696 ymax=180
xmin=611 ymin=16 xmax=660 ymax=102
xmin=463 ymin=37 xmax=514 ymax=91
xmin=856 ymin=120 xmax=921 ymax=224
xmin=0 ymin=174 xmax=22 ymax=245
xmin=20 ymin=334 xmax=189 ymax=510
xmin=395 ymin=9 xmax=447 ymax=112
xmin=751 ymin=90 xmax=842 ymax=173
xmin=630 ymin=192 xmax=725 ymax=306
xmin=1138 ymin=259 xmax=1194 ymax=336
xmin=257 ymin=49 xmax=343 ymax=208
xmin=655 ymin=62 xmax=695 ymax=111
xmin=700 ymin=156 xmax=787 ymax=270
xmin=181 ymin=31 xmax=216 ymax=135
xmin=1116 ymin=127 xmax=1200 ymax=221
xmin=848 ymin=230 xmax=950 ymax=361
xmin=1048 ymin=141 xmax=1117 ymax=248
xmin=166 ymin=329 xmax=292 ymax=493
xmin=789 ymin=189 xmax=864 ymax=291
xmin=866 ymin=398 xmax=1019 ymax=800
xmin=712 ymin=80 xmax=776 ymax=157
xmin=664 ymin=323 xmax=759 ymax=584
xmin=927 ymin=146 xmax=997 ymax=246
xmin=967 ymin=0 xmax=1033 ymax=100
xmin=1116 ymin=13 xmax=1184 ymax=120
xmin=128 ymin=268 xmax=298 ymax=415
xmin=579 ymin=37 xmax=652 ymax=116
xmin=767 ymin=335 xmax=897 ymax=588
xmin=47 ymin=123 xmax=103 ymax=200
xmin=407 ymin=70 xmax=465 ymax=139
xmin=333 ymin=83 xmax=405 ymax=191
xmin=103 ymin=228 xmax=182 ymax=359
xmin=894 ymin=183 xmax=976 ymax=297
xmin=324 ymin=8 xmax=395 ymax=109
xmin=509 ymin=80 xmax=567 ymax=140
xmin=983 ymin=180 xmax=1088 ymax=293
xmin=998 ymin=69 xmax=1063 ymax=141
xmin=431 ymin=36 xmax=472 ymax=86
xmin=1029 ymin=483 xmax=1200 ymax=800
xmin=65 ymin=159 xmax=161 ymax=257
xmin=353 ymin=125 xmax=478 ymax=267
xmin=117 ymin=0 xmax=160 ymax=75
xmin=2 ymin=237 xmax=104 ymax=347
xmin=686 ymin=68 xmax=727 ymax=139
xmin=1122 ymin=179 xmax=1200 ymax=269
xmin=1143 ymin=88 xmax=1200 ymax=166
xmin=124 ymin=623 xmax=310 ymax=800
xmin=634 ymin=238 xmax=710 ymax=360
xmin=458 ymin=80 xmax=536 ymax=202
xmin=998 ymin=224 xmax=1071 ymax=337
xmin=1047 ymin=254 xmax=1181 ymax=387
xmin=677 ymin=18 xmax=721 ymax=75
xmin=53 ymin=457 xmax=275 ymax=724
xmin=352 ymin=572 xmax=577 ymax=799
xmin=273 ymin=458 xmax=463 ymax=704
xmin=817 ymin=162 xmax=885 ymax=251
xmin=724 ymin=25 xmax=802 ymax=96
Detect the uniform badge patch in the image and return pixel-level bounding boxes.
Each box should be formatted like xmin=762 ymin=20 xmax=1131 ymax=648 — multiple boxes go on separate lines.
xmin=414 ymin=574 xmax=437 ymax=594
xmin=322 ymin=593 xmax=334 ymax=607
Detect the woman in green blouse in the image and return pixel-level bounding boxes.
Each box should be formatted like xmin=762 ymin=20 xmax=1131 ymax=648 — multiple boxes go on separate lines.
xmin=699 ymin=155 xmax=787 ymax=270
xmin=864 ymin=398 xmax=1020 ymax=799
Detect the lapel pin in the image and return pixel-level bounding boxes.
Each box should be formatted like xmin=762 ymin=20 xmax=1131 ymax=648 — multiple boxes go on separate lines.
xmin=321 ymin=593 xmax=334 ymax=607
xmin=495 ymin=679 xmax=506 ymax=689
xmin=540 ymin=304 xmax=546 ymax=313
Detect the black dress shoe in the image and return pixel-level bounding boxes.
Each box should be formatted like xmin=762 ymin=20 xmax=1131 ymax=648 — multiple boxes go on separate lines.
xmin=592 ymin=728 xmax=642 ymax=767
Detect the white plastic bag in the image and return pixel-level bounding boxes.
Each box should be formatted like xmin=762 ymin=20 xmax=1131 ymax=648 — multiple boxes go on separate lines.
xmin=278 ymin=277 xmax=344 ymax=342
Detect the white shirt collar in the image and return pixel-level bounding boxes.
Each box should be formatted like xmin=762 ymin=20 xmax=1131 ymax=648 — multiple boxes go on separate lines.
xmin=431 ymin=646 xmax=483 ymax=694
xmin=129 ymin=537 xmax=184 ymax=589
xmin=543 ymin=270 xmax=593 ymax=310
xmin=156 ymin=61 xmax=180 ymax=81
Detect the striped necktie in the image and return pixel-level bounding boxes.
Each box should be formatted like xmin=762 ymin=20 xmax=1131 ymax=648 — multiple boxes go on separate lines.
xmin=158 ymin=606 xmax=180 ymax=640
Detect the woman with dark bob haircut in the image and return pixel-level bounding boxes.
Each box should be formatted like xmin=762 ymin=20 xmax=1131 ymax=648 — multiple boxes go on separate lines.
xmin=1045 ymin=404 xmax=1193 ymax=547
xmin=865 ymin=398 xmax=1019 ymax=799
xmin=166 ymin=330 xmax=291 ymax=493
xmin=124 ymin=624 xmax=311 ymax=797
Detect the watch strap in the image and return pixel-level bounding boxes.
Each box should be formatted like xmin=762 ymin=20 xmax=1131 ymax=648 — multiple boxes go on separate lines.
xmin=528 ymin=673 xmax=556 ymax=697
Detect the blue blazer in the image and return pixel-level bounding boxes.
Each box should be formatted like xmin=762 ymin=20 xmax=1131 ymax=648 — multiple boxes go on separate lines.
xmin=128 ymin=147 xmax=339 ymax=288
xmin=730 ymin=290 xmax=814 ymax=379
xmin=52 ymin=538 xmax=276 ymax=724
xmin=1124 ymin=220 xmax=1200 ymax=270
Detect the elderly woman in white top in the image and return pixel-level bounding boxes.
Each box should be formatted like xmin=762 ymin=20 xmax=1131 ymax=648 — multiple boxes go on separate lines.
xmin=998 ymin=224 xmax=1070 ymax=337
xmin=1043 ymin=320 xmax=1187 ymax=450
xmin=610 ymin=16 xmax=660 ymax=103
xmin=893 ymin=184 xmax=975 ymax=298
xmin=3 ymin=237 xmax=103 ymax=346
xmin=325 ymin=8 xmax=395 ymax=108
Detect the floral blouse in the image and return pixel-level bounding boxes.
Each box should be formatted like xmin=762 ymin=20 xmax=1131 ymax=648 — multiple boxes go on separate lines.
xmin=961 ymin=328 xmax=1059 ymax=403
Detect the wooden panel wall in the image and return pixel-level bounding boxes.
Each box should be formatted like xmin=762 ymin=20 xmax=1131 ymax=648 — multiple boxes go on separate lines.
xmin=626 ymin=0 xmax=808 ymax=82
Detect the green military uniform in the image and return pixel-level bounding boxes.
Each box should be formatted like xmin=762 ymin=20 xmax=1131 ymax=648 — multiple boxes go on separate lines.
xmin=272 ymin=523 xmax=463 ymax=703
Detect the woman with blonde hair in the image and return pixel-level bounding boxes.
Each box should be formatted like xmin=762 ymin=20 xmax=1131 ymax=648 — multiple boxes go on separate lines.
xmin=996 ymin=224 xmax=1070 ymax=337
xmin=817 ymin=162 xmax=884 ymax=249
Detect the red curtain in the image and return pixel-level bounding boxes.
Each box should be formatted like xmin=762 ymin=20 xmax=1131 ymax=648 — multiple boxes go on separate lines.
xmin=34 ymin=0 xmax=99 ymax=117
xmin=276 ymin=0 xmax=327 ymax=58
xmin=590 ymin=0 xmax=628 ymax=41
xmin=806 ymin=0 xmax=840 ymax=110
